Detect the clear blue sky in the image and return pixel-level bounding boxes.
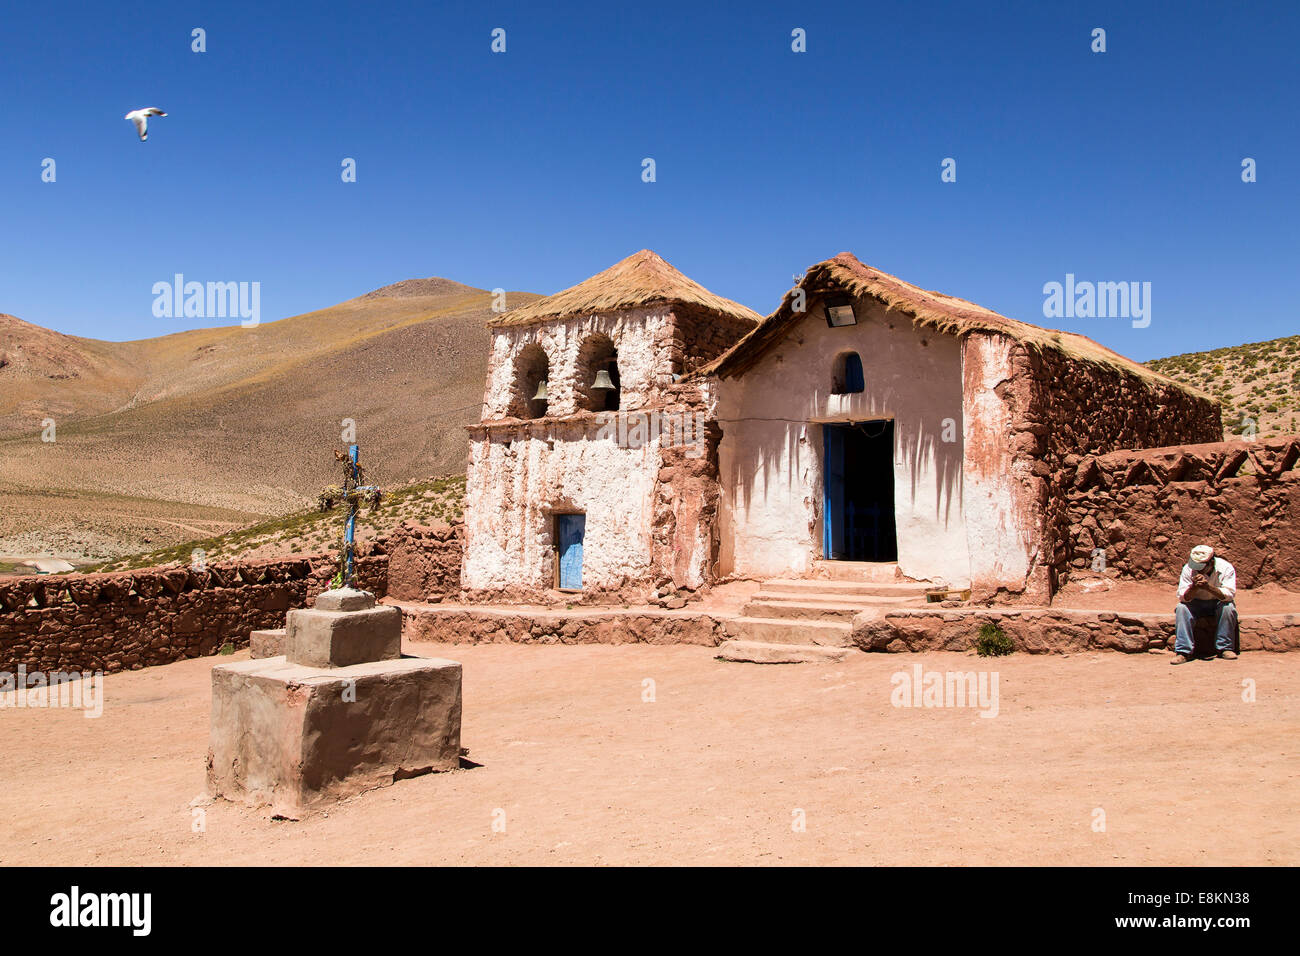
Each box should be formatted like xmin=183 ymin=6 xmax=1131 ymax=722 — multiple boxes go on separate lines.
xmin=2 ymin=0 xmax=1295 ymax=360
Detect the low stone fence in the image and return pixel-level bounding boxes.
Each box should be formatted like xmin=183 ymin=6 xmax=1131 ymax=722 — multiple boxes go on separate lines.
xmin=0 ymin=553 xmax=387 ymax=675
xmin=1055 ymin=438 xmax=1300 ymax=589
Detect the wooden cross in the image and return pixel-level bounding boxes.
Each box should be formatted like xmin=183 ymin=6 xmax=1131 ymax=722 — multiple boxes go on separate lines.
xmin=317 ymin=444 xmax=382 ymax=589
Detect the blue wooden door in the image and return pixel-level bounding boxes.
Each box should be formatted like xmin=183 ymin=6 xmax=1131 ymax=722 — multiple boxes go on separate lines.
xmin=557 ymin=514 xmax=585 ymax=589
xmin=823 ymin=427 xmax=846 ymax=559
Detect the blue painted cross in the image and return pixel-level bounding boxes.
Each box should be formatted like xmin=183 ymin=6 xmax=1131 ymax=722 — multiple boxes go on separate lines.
xmin=318 ymin=444 xmax=382 ymax=589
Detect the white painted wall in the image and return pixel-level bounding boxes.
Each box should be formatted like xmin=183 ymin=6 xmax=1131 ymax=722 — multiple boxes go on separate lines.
xmin=462 ymin=427 xmax=659 ymax=592
xmin=715 ymin=296 xmax=971 ymax=585
xmin=482 ymin=307 xmax=672 ymax=419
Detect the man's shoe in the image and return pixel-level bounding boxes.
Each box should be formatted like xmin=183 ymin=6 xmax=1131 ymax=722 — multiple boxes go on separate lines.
xmin=1170 ymin=654 xmax=1191 ymax=665
xmin=1218 ymin=650 xmax=1239 ymax=660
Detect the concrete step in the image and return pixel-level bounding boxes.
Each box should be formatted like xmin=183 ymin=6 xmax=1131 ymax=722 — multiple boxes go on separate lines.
xmin=743 ymin=597 xmax=915 ymax=621
xmin=759 ymin=578 xmax=933 ymax=599
xmin=716 ymin=639 xmax=852 ymax=664
xmin=811 ymin=560 xmax=901 ymax=582
xmin=722 ymin=616 xmax=855 ymax=647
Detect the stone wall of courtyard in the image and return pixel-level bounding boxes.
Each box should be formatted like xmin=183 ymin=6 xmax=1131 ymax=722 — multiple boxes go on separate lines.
xmin=0 ymin=551 xmax=388 ymax=675
xmin=1054 ymin=437 xmax=1300 ymax=589
xmin=1003 ymin=340 xmax=1224 ymax=601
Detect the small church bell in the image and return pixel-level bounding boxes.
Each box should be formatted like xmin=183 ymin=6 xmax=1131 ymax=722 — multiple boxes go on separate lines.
xmin=532 ymin=379 xmax=549 ymax=401
xmin=591 ymin=369 xmax=615 ymax=390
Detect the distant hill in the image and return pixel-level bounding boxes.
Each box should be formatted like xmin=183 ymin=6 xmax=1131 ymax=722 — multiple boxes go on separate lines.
xmin=6 ymin=287 xmax=1294 ymax=563
xmin=0 ymin=283 xmax=539 ymax=561
xmin=1146 ymin=334 xmax=1300 ymax=440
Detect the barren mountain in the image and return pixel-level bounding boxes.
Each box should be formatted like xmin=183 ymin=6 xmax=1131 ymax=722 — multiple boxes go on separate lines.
xmin=0 ymin=314 xmax=143 ymax=430
xmin=0 ymin=283 xmax=538 ymax=561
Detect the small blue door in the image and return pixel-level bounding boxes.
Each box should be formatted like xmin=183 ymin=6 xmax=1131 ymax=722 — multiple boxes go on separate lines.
xmin=557 ymin=514 xmax=585 ymax=590
xmin=823 ymin=427 xmax=846 ymax=559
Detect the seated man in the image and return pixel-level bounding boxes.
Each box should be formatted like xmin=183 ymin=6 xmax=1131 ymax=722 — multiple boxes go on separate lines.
xmin=1172 ymin=545 xmax=1238 ymax=664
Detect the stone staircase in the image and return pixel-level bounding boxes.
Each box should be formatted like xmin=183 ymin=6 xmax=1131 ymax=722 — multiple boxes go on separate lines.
xmin=718 ymin=562 xmax=936 ymax=663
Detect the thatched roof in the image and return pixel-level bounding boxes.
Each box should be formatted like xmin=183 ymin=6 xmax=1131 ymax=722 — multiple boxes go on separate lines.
xmin=702 ymin=252 xmax=1212 ymax=398
xmin=489 ymin=249 xmax=762 ymax=328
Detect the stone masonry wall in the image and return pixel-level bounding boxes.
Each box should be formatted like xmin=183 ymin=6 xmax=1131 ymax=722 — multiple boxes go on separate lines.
xmin=650 ymin=382 xmax=722 ymax=592
xmin=385 ymin=519 xmax=465 ymax=602
xmin=1012 ymin=342 xmax=1223 ymax=598
xmin=1056 ymin=437 xmax=1300 ymax=588
xmin=0 ymin=551 xmax=387 ymax=675
xmin=671 ymin=304 xmax=757 ymax=377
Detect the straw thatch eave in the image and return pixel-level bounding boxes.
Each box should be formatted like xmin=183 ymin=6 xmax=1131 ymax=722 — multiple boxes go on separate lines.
xmin=697 ymin=252 xmax=1214 ymax=402
xmin=488 ymin=249 xmax=761 ymax=330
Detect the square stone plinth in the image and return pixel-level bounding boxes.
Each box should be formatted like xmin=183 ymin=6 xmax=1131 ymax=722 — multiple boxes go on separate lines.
xmin=249 ymin=628 xmax=286 ymax=659
xmin=285 ymin=604 xmax=402 ymax=668
xmin=206 ymin=654 xmax=462 ymax=818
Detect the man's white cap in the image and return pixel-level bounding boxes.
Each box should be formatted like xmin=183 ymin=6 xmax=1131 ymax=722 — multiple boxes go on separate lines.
xmin=1189 ymin=545 xmax=1214 ymax=570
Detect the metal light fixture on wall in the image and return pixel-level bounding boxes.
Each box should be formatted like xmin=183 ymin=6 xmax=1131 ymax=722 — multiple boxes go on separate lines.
xmin=824 ymin=294 xmax=858 ymax=328
xmin=532 ymin=379 xmax=549 ymax=401
xmin=591 ymin=368 xmax=615 ymax=390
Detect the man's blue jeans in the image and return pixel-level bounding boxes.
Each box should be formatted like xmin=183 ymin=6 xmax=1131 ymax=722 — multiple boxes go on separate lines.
xmin=1175 ymin=599 xmax=1237 ymax=655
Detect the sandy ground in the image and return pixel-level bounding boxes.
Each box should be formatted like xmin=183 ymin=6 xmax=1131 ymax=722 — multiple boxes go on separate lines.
xmin=1 ymin=639 xmax=1295 ymax=867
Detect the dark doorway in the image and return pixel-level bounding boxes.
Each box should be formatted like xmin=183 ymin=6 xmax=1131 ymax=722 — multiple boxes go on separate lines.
xmin=822 ymin=421 xmax=897 ymax=561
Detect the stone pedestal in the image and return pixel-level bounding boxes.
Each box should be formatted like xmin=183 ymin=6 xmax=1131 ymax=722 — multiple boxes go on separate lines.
xmin=249 ymin=628 xmax=286 ymax=659
xmin=207 ymin=588 xmax=461 ymax=818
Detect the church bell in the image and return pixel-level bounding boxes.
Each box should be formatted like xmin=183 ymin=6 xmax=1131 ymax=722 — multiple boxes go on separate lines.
xmin=591 ymin=369 xmax=615 ymax=390
xmin=532 ymin=379 xmax=549 ymax=401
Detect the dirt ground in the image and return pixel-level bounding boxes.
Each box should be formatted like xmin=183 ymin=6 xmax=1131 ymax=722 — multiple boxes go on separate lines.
xmin=1 ymin=641 xmax=1295 ymax=866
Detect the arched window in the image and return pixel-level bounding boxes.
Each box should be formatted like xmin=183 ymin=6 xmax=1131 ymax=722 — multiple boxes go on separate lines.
xmin=832 ymin=351 xmax=864 ymax=395
xmin=576 ymin=334 xmax=621 ymax=412
xmin=512 ymin=344 xmax=550 ymax=419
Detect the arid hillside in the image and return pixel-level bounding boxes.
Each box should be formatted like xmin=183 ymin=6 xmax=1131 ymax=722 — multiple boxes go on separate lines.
xmin=0 ymin=282 xmax=537 ymax=561
xmin=1146 ymin=334 xmax=1300 ymax=440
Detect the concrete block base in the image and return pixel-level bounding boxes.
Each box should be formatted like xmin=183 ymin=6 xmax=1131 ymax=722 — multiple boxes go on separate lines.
xmin=249 ymin=628 xmax=286 ymax=659
xmin=206 ymin=654 xmax=461 ymax=818
xmin=286 ymin=604 xmax=402 ymax=668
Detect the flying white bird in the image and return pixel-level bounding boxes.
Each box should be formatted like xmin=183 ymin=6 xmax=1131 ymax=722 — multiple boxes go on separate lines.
xmin=124 ymin=107 xmax=167 ymax=141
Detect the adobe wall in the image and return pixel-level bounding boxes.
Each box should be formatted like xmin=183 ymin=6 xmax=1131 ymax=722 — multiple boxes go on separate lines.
xmin=960 ymin=333 xmax=1045 ymax=600
xmin=461 ymin=416 xmax=659 ymax=600
xmin=1057 ymin=438 xmax=1300 ymax=588
xmin=467 ymin=304 xmax=737 ymax=601
xmin=462 ymin=386 xmax=720 ymax=601
xmin=649 ymin=383 xmax=722 ymax=591
xmin=672 ymin=305 xmax=759 ymax=376
xmin=482 ymin=306 xmax=674 ymax=419
xmin=957 ymin=335 xmax=1223 ymax=602
xmin=1021 ymin=345 xmax=1223 ymax=597
xmin=0 ymin=552 xmax=387 ymax=675
xmin=385 ymin=519 xmax=465 ymax=602
xmin=715 ymin=295 xmax=971 ymax=585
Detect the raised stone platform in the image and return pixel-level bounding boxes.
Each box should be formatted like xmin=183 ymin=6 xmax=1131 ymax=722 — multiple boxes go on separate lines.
xmin=398 ymin=602 xmax=729 ymax=647
xmin=852 ymin=606 xmax=1300 ymax=654
xmin=397 ymin=595 xmax=1300 ymax=656
xmin=207 ymin=654 xmax=461 ymax=818
xmin=208 ymin=587 xmax=462 ymax=818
